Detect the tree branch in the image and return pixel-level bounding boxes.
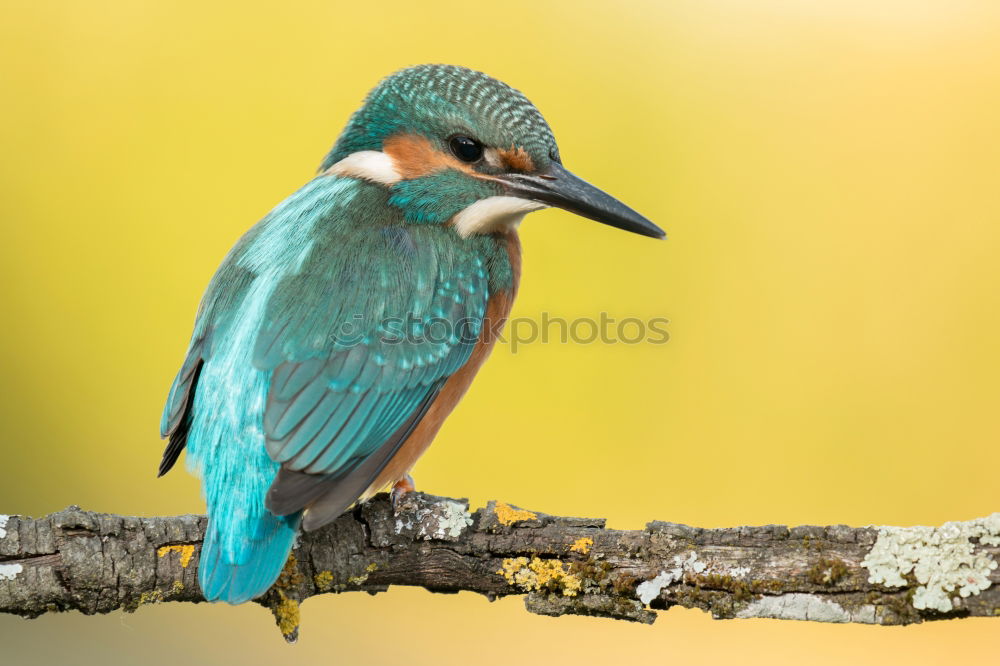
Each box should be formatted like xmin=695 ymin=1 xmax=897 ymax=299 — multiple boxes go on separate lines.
xmin=2 ymin=493 xmax=999 ymax=642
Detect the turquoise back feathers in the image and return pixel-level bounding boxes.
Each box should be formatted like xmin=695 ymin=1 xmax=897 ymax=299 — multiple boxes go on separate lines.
xmin=162 ymin=174 xmax=513 ymax=603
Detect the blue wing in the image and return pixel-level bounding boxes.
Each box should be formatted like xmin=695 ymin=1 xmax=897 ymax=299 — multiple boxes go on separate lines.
xmin=256 ymin=216 xmax=492 ymax=529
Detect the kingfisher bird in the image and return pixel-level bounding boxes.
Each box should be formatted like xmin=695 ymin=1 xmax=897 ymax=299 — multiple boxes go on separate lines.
xmin=159 ymin=64 xmax=664 ymax=604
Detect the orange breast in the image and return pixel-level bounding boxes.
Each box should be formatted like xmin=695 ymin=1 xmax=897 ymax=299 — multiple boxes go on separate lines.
xmin=365 ymin=230 xmax=522 ymax=495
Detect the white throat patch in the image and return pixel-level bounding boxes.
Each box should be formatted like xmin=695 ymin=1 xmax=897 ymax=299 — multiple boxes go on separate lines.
xmin=326 ymin=151 xmax=402 ymax=185
xmin=452 ymin=196 xmax=547 ymax=238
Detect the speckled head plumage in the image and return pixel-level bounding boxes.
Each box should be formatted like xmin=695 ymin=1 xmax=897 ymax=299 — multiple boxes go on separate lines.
xmin=323 ymin=64 xmax=559 ymax=172
xmin=321 ymin=64 xmax=665 ymax=239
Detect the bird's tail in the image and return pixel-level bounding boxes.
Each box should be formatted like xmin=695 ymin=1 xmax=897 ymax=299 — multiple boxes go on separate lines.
xmin=198 ymin=510 xmax=300 ymax=604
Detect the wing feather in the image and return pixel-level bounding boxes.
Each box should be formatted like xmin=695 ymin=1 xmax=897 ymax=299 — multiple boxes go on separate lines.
xmin=257 ymin=220 xmax=492 ymax=522
xmin=161 ymin=181 xmax=508 ymax=525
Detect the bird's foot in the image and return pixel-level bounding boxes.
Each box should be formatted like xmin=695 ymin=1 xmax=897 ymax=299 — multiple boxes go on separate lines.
xmin=390 ymin=475 xmax=415 ymax=512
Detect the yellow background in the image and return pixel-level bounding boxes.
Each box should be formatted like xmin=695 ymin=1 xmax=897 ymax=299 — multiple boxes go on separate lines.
xmin=2 ymin=1 xmax=999 ymax=663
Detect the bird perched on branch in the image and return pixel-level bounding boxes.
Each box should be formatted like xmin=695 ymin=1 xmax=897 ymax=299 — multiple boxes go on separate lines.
xmin=159 ymin=64 xmax=664 ymax=604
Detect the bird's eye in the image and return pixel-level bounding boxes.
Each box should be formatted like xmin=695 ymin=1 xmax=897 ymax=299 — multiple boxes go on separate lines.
xmin=449 ymin=136 xmax=483 ymax=163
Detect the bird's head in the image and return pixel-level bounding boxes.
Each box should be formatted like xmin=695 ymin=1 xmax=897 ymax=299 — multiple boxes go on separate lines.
xmin=321 ymin=64 xmax=664 ymax=240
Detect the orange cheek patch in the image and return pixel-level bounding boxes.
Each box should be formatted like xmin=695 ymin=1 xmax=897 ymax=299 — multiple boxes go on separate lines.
xmin=497 ymin=146 xmax=535 ymax=172
xmin=383 ymin=133 xmax=477 ymax=180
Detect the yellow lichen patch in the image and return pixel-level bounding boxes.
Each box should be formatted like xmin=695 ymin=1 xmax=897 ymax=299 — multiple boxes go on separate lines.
xmin=157 ymin=544 xmax=196 ymax=568
xmin=274 ymin=553 xmax=304 ymax=590
xmin=347 ymin=573 xmax=369 ymax=585
xmin=138 ymin=589 xmax=163 ymax=605
xmin=138 ymin=580 xmax=185 ymax=607
xmin=274 ymin=590 xmax=300 ymax=639
xmin=570 ymin=537 xmax=593 ymax=555
xmin=497 ymin=557 xmax=582 ymax=597
xmin=314 ymin=570 xmax=334 ymax=592
xmin=494 ymin=502 xmax=537 ymax=526
xmin=365 ymin=562 xmax=378 ymax=573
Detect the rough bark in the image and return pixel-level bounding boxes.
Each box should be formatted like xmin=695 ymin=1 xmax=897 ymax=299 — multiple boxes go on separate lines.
xmin=2 ymin=493 xmax=999 ymax=642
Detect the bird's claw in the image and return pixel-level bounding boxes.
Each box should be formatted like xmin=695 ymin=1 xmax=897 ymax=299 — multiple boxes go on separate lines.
xmin=390 ymin=475 xmax=415 ymax=512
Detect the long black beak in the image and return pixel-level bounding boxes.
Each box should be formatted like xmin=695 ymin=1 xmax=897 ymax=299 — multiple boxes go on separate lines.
xmin=498 ymin=162 xmax=665 ymax=239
